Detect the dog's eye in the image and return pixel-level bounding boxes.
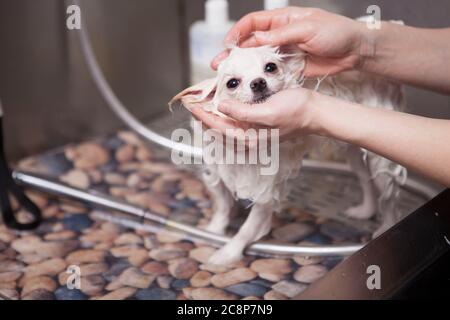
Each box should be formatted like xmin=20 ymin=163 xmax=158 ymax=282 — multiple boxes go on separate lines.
xmin=264 ymin=62 xmax=278 ymax=73
xmin=226 ymin=78 xmax=240 ymax=89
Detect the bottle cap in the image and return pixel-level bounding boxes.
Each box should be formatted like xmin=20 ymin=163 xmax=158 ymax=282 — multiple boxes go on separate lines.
xmin=206 ymin=0 xmax=229 ymax=26
xmin=264 ymin=0 xmax=289 ymax=10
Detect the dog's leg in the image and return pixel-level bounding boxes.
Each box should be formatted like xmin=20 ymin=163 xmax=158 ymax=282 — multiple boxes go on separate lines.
xmin=344 ymin=146 xmax=378 ymax=220
xmin=202 ymin=168 xmax=234 ymax=235
xmin=371 ymin=162 xmax=406 ymax=238
xmin=209 ymin=202 xmax=273 ymax=265
xmin=373 ymin=199 xmax=398 ymax=238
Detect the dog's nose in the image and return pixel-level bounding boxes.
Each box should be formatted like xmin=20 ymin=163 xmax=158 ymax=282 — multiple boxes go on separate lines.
xmin=250 ymin=78 xmax=267 ymax=93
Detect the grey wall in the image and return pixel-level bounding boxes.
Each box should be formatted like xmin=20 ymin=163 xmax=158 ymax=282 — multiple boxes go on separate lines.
xmin=0 ymin=0 xmax=449 ymax=161
xmin=0 ymin=0 xmax=185 ymax=160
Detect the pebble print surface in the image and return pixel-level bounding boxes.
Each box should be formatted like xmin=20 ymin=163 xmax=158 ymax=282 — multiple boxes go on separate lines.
xmin=0 ymin=131 xmax=370 ymax=300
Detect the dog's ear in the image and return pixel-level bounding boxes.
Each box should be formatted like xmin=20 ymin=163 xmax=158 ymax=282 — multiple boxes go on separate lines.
xmin=168 ymin=77 xmax=218 ymax=112
xmin=278 ymin=45 xmax=306 ymax=83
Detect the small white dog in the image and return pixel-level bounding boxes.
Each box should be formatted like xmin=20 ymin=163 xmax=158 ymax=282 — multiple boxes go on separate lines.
xmin=171 ymin=41 xmax=406 ymax=265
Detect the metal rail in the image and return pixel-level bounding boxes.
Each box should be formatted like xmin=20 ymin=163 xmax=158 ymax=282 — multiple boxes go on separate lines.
xmin=13 ymin=169 xmax=363 ymax=257
xmin=13 ymin=159 xmax=438 ymax=257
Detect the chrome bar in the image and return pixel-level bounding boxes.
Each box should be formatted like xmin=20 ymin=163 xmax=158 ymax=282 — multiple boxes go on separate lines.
xmin=13 ymin=170 xmax=364 ymax=257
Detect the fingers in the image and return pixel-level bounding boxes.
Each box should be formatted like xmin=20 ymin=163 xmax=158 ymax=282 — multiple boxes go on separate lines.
xmin=241 ymin=22 xmax=312 ymax=48
xmin=211 ymin=50 xmax=229 ymax=70
xmin=224 ymin=7 xmax=312 ymax=47
xmin=239 ymin=35 xmax=262 ymax=48
xmin=224 ymin=10 xmax=273 ymax=46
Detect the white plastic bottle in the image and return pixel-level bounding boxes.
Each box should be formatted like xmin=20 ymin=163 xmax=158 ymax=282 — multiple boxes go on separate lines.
xmin=189 ymin=0 xmax=234 ymax=84
xmin=264 ymin=0 xmax=289 ymax=10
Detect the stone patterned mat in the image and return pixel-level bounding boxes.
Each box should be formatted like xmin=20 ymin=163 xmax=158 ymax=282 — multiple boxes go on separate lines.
xmin=0 ymin=130 xmax=410 ymax=300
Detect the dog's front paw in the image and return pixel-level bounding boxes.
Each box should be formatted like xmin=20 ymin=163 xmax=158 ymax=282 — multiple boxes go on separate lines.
xmin=343 ymin=203 xmax=376 ymax=220
xmin=205 ymin=221 xmax=226 ymax=235
xmin=208 ymin=245 xmax=243 ymax=266
xmin=372 ymin=221 xmax=394 ymax=239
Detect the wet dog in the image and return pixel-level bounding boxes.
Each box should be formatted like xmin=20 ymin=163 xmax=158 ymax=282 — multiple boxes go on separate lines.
xmin=170 ymin=43 xmax=406 ymax=265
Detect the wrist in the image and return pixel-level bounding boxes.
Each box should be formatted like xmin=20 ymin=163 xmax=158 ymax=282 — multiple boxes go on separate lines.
xmin=308 ymin=92 xmax=377 ymax=148
xmin=302 ymin=91 xmax=326 ymax=135
xmin=305 ymin=92 xmax=356 ymax=141
xmin=357 ymin=21 xmax=405 ymax=74
xmin=355 ymin=22 xmax=379 ymax=72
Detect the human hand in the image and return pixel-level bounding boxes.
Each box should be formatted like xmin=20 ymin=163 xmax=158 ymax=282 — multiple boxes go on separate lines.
xmin=190 ymin=88 xmax=318 ymax=144
xmin=211 ymin=7 xmax=369 ymax=77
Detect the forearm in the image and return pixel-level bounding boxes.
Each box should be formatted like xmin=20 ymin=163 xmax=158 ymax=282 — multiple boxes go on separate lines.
xmin=311 ymin=93 xmax=450 ymax=186
xmin=360 ymin=22 xmax=450 ymax=94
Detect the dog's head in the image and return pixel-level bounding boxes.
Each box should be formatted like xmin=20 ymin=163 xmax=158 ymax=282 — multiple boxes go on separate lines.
xmin=170 ymin=45 xmax=306 ymax=115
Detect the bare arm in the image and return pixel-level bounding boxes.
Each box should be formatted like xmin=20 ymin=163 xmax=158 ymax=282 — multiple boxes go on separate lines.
xmin=361 ymin=23 xmax=450 ymax=94
xmin=313 ymin=93 xmax=450 ymax=185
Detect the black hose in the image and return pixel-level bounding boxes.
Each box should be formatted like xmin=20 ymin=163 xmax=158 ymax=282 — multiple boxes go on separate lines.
xmin=0 ymin=104 xmax=41 ymax=230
